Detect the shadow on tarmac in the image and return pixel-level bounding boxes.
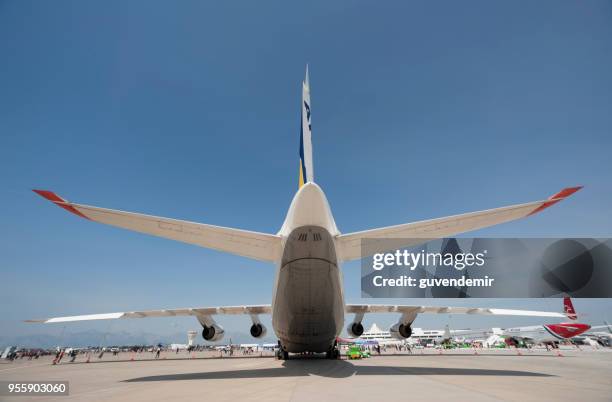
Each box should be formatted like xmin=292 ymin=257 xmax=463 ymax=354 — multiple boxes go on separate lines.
xmin=124 ymin=358 xmax=555 ymax=381
xmin=68 ymin=351 xmax=569 ymax=366
xmin=381 ymin=352 xmax=571 ymax=358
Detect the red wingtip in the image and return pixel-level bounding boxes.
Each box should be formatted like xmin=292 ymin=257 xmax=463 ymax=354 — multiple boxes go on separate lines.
xmin=33 ymin=189 xmax=67 ymax=203
xmin=528 ymin=186 xmax=582 ymax=216
xmin=548 ymin=186 xmax=583 ymax=200
xmin=33 ymin=189 xmax=90 ymax=220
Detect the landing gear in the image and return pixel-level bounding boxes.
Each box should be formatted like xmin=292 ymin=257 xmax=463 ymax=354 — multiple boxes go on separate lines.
xmin=276 ymin=341 xmax=289 ymax=360
xmin=325 ymin=349 xmax=339 ymax=359
xmin=326 ymin=341 xmax=340 ymax=359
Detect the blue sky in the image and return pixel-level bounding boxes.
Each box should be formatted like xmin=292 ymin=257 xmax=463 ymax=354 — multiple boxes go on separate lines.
xmin=1 ymin=0 xmax=611 ymax=342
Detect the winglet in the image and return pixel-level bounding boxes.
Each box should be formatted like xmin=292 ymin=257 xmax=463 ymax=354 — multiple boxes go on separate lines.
xmin=33 ymin=189 xmax=90 ymax=220
xmin=527 ymin=186 xmax=582 ymax=216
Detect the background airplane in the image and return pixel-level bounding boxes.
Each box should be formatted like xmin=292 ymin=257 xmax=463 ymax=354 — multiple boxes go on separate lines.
xmin=438 ymin=298 xmax=593 ymax=348
xmin=28 ymin=68 xmax=580 ymax=359
xmin=502 ymin=298 xmax=590 ymax=348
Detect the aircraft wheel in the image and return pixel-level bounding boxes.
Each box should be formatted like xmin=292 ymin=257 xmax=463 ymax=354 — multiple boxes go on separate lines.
xmin=276 ymin=349 xmax=289 ymax=360
xmin=326 ymin=347 xmax=340 ymax=359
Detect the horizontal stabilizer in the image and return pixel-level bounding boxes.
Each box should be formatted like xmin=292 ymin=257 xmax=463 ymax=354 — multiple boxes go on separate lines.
xmin=33 ymin=190 xmax=282 ymax=262
xmin=337 ymin=186 xmax=582 ymax=261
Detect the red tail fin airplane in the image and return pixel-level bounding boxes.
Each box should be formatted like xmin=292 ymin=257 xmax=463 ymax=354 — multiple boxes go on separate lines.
xmin=502 ymin=298 xmax=590 ymax=347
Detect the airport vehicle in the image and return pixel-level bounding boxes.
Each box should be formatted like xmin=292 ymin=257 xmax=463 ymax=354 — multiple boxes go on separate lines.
xmin=29 ymin=68 xmax=580 ymax=359
xmin=347 ymin=345 xmax=369 ymax=360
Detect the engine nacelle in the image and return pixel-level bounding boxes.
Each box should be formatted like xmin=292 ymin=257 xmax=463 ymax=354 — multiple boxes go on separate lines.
xmin=390 ymin=323 xmax=412 ymax=339
xmin=250 ymin=323 xmax=267 ymax=338
xmin=201 ymin=324 xmax=225 ymax=342
xmin=347 ymin=322 xmax=364 ymax=338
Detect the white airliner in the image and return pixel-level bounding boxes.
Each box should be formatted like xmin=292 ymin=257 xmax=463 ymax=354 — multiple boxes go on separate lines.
xmin=441 ymin=298 xmax=592 ymax=347
xmin=501 ymin=298 xmax=591 ymax=347
xmin=29 ymin=67 xmax=581 ymax=359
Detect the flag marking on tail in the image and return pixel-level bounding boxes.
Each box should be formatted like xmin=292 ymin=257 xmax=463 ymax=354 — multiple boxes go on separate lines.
xmin=299 ymin=65 xmax=313 ymax=188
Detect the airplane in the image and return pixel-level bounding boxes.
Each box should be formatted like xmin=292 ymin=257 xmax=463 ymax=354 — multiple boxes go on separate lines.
xmin=443 ymin=298 xmax=592 ymax=348
xmin=501 ymin=297 xmax=592 ymax=348
xmin=28 ymin=67 xmax=581 ymax=360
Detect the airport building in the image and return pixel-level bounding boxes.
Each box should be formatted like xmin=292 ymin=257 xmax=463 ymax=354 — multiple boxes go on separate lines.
xmin=360 ymin=323 xmax=445 ymax=345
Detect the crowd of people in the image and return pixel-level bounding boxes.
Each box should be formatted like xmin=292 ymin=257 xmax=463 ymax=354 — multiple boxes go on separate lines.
xmin=3 ymin=348 xmax=50 ymax=361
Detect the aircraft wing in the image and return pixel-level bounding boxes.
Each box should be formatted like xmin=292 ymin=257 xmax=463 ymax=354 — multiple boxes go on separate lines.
xmin=33 ymin=190 xmax=282 ymax=262
xmin=346 ymin=304 xmax=566 ymax=318
xmin=337 ymin=186 xmax=582 ymax=261
xmin=25 ymin=305 xmax=272 ymax=323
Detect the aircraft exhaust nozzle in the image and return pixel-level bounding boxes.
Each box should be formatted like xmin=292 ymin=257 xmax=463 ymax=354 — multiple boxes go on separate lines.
xmin=347 ymin=322 xmax=364 ymax=338
xmin=250 ymin=323 xmax=267 ymax=338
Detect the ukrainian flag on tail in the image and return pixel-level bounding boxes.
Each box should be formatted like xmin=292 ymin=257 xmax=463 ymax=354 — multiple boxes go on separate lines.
xmin=299 ymin=65 xmax=314 ymax=188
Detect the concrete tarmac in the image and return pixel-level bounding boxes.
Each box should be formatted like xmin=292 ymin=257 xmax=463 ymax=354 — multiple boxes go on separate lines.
xmin=1 ymin=348 xmax=611 ymax=402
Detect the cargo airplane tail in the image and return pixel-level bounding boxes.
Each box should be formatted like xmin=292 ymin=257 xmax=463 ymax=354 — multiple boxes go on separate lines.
xmin=29 ymin=67 xmax=581 ymax=359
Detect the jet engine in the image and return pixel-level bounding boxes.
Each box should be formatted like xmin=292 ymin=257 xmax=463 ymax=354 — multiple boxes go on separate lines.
xmin=347 ymin=322 xmax=364 ymax=338
xmin=250 ymin=323 xmax=267 ymax=338
xmin=201 ymin=324 xmax=225 ymax=342
xmin=390 ymin=323 xmax=412 ymax=339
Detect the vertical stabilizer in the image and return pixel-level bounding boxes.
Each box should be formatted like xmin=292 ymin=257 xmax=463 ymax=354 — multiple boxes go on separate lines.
xmin=299 ymin=65 xmax=314 ymax=188
xmin=563 ymin=297 xmax=577 ymax=320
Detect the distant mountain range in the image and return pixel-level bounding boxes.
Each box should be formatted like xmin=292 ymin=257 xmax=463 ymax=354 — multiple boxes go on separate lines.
xmin=0 ymin=329 xmax=277 ymax=349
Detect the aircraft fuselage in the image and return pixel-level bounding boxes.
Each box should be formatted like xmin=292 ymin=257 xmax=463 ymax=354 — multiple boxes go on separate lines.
xmin=272 ymin=182 xmax=345 ymax=353
xmin=504 ymin=323 xmax=591 ymax=345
